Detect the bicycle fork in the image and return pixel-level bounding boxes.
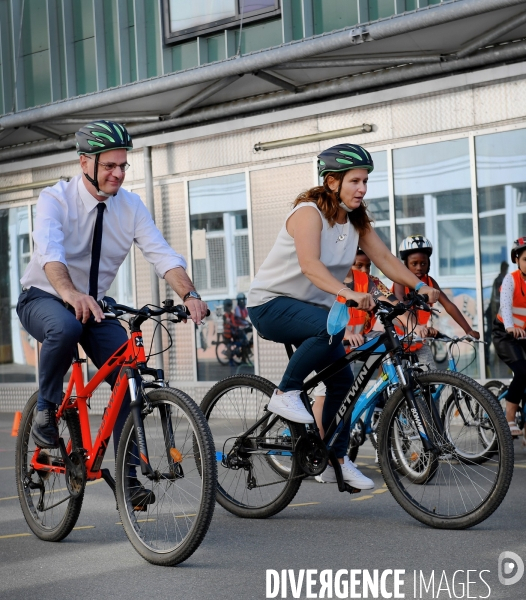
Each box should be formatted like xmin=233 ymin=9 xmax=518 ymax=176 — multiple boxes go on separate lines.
xmin=395 ymin=361 xmax=437 ymax=454
xmin=125 ymin=369 xmax=155 ymax=479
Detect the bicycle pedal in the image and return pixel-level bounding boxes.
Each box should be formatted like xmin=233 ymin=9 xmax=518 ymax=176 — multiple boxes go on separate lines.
xmin=343 ymin=483 xmax=362 ymax=495
xmin=133 ymin=504 xmax=148 ymax=512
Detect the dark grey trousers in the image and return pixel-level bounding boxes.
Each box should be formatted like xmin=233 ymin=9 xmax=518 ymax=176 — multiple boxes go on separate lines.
xmin=17 ymin=286 xmax=130 ymax=456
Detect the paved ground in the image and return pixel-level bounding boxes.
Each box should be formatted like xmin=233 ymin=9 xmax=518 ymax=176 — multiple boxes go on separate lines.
xmin=1 ymin=411 xmax=525 ymax=600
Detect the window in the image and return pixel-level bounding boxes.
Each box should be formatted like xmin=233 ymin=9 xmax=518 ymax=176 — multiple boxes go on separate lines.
xmin=366 ymin=151 xmax=390 ymax=278
xmin=188 ymin=173 xmax=254 ymax=380
xmin=163 ymin=0 xmax=280 ymax=43
xmin=475 ymin=128 xmax=526 ymax=379
xmin=394 ymin=139 xmax=478 ymax=377
xmin=0 ymin=206 xmax=36 ymax=383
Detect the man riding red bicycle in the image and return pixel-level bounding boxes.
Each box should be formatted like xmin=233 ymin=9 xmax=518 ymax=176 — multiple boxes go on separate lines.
xmin=17 ymin=121 xmax=207 ymax=502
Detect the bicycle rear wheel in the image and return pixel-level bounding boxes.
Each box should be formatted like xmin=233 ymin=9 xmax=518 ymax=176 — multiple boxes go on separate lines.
xmin=378 ymin=371 xmax=514 ymax=529
xmin=115 ymin=387 xmax=217 ymax=566
xmin=201 ymin=375 xmax=303 ymax=519
xmin=15 ymin=392 xmax=84 ymax=541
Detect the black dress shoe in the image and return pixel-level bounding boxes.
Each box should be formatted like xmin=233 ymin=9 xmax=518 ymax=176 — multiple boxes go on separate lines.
xmin=129 ymin=478 xmax=156 ymax=510
xmin=32 ymin=408 xmax=59 ymax=448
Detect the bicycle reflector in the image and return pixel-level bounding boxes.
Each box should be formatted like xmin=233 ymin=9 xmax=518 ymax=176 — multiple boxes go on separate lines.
xmin=170 ymin=448 xmax=183 ymax=463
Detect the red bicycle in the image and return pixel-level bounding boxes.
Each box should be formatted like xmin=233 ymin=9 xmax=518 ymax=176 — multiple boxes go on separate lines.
xmin=15 ymin=299 xmax=217 ymax=566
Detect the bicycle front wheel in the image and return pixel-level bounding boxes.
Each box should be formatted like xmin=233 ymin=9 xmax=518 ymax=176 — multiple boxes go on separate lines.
xmin=15 ymin=392 xmax=84 ymax=541
xmin=201 ymin=375 xmax=304 ymax=519
xmin=115 ymin=387 xmax=217 ymax=566
xmin=215 ymin=340 xmax=232 ymax=365
xmin=377 ymin=371 xmax=514 ymax=529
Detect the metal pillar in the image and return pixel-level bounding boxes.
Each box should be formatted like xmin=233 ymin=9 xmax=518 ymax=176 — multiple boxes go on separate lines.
xmin=143 ymin=146 xmax=164 ymax=370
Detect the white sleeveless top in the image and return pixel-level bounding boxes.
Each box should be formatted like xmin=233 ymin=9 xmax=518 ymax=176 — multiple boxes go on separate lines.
xmin=248 ymin=202 xmax=359 ymax=310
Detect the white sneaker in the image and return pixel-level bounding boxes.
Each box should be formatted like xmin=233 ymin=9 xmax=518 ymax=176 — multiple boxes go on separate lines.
xmin=315 ymin=456 xmax=374 ymax=490
xmin=267 ymin=390 xmax=314 ymax=424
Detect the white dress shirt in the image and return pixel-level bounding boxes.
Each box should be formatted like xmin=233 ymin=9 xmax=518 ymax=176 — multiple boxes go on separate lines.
xmin=21 ymin=175 xmax=186 ymax=300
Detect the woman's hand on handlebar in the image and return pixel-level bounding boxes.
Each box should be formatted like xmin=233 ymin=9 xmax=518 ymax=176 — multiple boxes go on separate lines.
xmin=184 ymin=298 xmax=209 ymax=325
xmin=419 ymin=285 xmax=440 ymax=304
xmin=465 ymin=328 xmax=480 ymax=340
xmin=506 ymin=325 xmax=526 ymax=339
xmin=340 ymin=288 xmax=375 ymax=311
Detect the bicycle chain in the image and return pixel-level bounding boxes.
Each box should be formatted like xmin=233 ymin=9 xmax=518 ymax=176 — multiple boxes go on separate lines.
xmin=250 ymin=472 xmax=307 ymax=489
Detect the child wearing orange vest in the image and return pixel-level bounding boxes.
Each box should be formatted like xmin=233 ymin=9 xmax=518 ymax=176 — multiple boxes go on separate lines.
xmin=492 ymin=237 xmax=526 ymax=438
xmin=393 ymin=236 xmax=479 ymax=347
xmin=343 ymin=249 xmax=397 ymax=349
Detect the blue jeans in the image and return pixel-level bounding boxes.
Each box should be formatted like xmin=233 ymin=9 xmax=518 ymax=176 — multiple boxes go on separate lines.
xmin=17 ymin=287 xmax=130 ymax=457
xmin=248 ymin=296 xmax=353 ymax=458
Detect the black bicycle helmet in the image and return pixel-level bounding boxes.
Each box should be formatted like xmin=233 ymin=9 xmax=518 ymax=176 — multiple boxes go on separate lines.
xmin=317 ymin=144 xmax=374 ymax=178
xmin=399 ymin=235 xmax=433 ymax=261
xmin=223 ymin=298 xmax=233 ymax=310
xmin=76 ymin=120 xmax=133 ymax=195
xmin=511 ymin=237 xmax=526 ymax=264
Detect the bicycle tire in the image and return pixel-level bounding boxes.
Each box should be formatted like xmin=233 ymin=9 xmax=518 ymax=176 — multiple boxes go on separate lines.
xmin=377 ymin=371 xmax=514 ymax=529
xmin=15 ymin=392 xmax=84 ymax=542
xmin=215 ymin=340 xmax=231 ymax=366
xmin=200 ymin=374 xmax=303 ymax=519
xmin=115 ymin=387 xmax=217 ymax=566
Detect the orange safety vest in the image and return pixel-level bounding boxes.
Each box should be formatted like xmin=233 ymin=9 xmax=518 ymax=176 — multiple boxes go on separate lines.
xmin=345 ymin=270 xmax=375 ymax=335
xmin=497 ymin=269 xmax=526 ymax=328
xmin=223 ymin=312 xmax=234 ymax=340
xmin=392 ymin=275 xmax=434 ymax=352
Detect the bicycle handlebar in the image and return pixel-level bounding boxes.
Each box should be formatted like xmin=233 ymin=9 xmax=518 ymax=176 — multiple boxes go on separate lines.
xmin=98 ymin=299 xmax=210 ymax=322
xmin=432 ymin=333 xmax=485 ymax=344
xmin=344 ymin=292 xmax=432 ymax=317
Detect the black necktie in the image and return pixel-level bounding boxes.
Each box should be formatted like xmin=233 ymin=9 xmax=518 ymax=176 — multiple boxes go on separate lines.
xmin=89 ymin=202 xmax=106 ymax=299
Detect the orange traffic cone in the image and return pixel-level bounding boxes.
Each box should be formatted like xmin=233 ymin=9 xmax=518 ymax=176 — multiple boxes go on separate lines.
xmin=11 ymin=411 xmax=22 ymax=437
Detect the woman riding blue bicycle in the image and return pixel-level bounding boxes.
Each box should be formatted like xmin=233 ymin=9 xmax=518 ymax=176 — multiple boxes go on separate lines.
xmin=247 ymin=144 xmax=440 ymax=490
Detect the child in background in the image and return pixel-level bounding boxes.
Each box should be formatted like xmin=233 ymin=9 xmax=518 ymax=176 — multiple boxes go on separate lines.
xmin=492 ymin=237 xmax=526 ymax=438
xmin=393 ymin=236 xmax=479 ymax=350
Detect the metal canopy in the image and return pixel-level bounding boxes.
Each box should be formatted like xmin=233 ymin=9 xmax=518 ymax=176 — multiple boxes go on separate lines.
xmin=1 ymin=0 xmax=526 ymax=162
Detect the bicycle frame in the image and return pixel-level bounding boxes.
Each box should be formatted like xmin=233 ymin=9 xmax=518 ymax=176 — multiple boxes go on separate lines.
xmin=29 ymin=328 xmax=154 ymax=481
xmin=305 ymin=316 xmax=435 ymax=454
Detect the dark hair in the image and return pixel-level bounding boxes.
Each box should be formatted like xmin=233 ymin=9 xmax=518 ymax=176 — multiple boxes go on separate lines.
xmin=516 ymin=247 xmax=526 ymax=262
xmin=356 ymin=248 xmax=367 ymax=257
xmin=403 ymin=252 xmax=431 ymax=275
xmin=292 ymin=171 xmax=372 ymax=236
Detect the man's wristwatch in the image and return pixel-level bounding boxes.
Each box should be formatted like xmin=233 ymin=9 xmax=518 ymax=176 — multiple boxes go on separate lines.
xmin=183 ymin=290 xmax=201 ymax=302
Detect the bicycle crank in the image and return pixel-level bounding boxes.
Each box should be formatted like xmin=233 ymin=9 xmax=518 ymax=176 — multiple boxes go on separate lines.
xmin=295 ymin=432 xmax=328 ymax=476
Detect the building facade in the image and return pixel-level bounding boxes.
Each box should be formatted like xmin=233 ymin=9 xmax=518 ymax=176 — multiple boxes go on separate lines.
xmin=1 ymin=0 xmax=525 ymax=411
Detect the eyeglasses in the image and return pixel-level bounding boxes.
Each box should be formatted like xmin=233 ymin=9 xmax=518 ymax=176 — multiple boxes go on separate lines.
xmin=84 ymin=155 xmax=130 ymax=172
